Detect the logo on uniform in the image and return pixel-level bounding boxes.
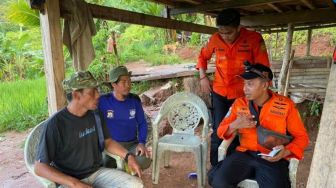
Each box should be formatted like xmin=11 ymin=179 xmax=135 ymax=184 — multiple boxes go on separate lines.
xmin=129 ymin=109 xmax=136 ymax=119
xmin=107 ymin=110 xmax=114 ymax=118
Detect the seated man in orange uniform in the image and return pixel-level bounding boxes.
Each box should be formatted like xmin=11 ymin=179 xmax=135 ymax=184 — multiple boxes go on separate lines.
xmin=210 ymin=63 xmax=309 ymax=188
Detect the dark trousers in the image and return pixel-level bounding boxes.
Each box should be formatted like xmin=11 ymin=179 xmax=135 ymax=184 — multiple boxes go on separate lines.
xmin=210 ymin=91 xmax=237 ymax=166
xmin=211 ymin=151 xmax=290 ymax=188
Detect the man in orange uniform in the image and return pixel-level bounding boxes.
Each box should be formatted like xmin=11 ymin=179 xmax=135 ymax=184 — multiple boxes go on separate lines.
xmin=210 ymin=63 xmax=309 ymax=188
xmin=197 ymin=8 xmax=270 ymax=166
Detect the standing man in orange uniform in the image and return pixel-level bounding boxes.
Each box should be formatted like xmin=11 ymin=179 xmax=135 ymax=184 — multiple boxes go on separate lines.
xmin=197 ymin=8 xmax=270 ymax=166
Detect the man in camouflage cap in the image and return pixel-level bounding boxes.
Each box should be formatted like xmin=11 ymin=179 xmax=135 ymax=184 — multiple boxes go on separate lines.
xmin=35 ymin=71 xmax=143 ymax=188
xmin=99 ymin=66 xmax=151 ymax=170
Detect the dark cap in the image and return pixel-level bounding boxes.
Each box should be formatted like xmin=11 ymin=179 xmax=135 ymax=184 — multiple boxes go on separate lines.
xmin=240 ymin=62 xmax=273 ymax=81
xmin=216 ymin=8 xmax=240 ymax=27
xmin=107 ymin=66 xmax=131 ymax=83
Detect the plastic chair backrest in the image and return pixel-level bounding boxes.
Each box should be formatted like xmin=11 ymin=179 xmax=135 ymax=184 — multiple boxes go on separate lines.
xmin=157 ymin=92 xmax=209 ymax=135
xmin=24 ymin=121 xmax=56 ymax=188
xmin=24 ymin=121 xmax=45 ymax=174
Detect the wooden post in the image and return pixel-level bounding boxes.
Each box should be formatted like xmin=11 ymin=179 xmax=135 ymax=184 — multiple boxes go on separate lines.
xmin=306 ymin=29 xmax=312 ymax=56
xmin=278 ymin=23 xmax=294 ymax=94
xmin=307 ymin=63 xmax=336 ymax=188
xmin=40 ymin=0 xmax=66 ymax=115
xmin=267 ymin=32 xmax=273 ymax=63
xmin=274 ymin=32 xmax=279 ymax=59
xmin=284 ymin=50 xmax=295 ymax=97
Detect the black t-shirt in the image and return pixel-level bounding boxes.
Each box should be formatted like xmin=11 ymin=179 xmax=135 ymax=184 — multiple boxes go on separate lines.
xmin=36 ymin=108 xmax=110 ymax=179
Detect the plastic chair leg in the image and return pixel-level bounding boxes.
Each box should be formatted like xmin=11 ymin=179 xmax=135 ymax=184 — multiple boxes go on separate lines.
xmin=153 ymin=148 xmax=165 ymax=184
xmin=194 ymin=147 xmax=204 ymax=188
xmin=151 ymin=144 xmax=158 ymax=182
xmin=201 ymin=144 xmax=207 ymax=187
xmin=164 ymin=151 xmax=170 ymax=168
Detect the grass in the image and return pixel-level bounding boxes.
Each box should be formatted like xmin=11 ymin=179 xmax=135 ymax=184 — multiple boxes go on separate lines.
xmin=0 ymin=77 xmax=48 ymax=132
xmin=131 ymin=81 xmax=151 ymax=95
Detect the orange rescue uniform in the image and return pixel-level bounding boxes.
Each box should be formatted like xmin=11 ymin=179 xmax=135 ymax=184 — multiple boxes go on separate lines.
xmin=217 ymin=91 xmax=309 ymax=159
xmin=197 ymin=28 xmax=270 ymax=99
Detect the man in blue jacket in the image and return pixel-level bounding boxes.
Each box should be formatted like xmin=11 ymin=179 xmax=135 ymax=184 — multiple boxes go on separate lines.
xmin=99 ymin=66 xmax=151 ymax=170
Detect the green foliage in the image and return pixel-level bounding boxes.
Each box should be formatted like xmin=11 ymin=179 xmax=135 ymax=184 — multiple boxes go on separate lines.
xmin=131 ymin=81 xmax=151 ymax=95
xmin=309 ymin=101 xmax=322 ymax=116
xmin=100 ymin=0 xmax=163 ymax=15
xmin=189 ymin=33 xmax=201 ymax=46
xmin=115 ymin=25 xmax=182 ymax=65
xmin=292 ymin=30 xmax=308 ymax=45
xmin=91 ymin=23 xmax=121 ymax=81
xmin=263 ymin=28 xmax=336 ymax=60
xmin=0 ymin=29 xmax=44 ymax=81
xmin=5 ymin=0 xmax=40 ymax=28
xmin=313 ymin=28 xmax=336 ymax=46
xmin=0 ymin=78 xmax=48 ymax=132
xmin=174 ymin=13 xmax=204 ymax=25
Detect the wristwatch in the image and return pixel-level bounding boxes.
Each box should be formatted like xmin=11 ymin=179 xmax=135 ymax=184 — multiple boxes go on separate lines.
xmin=124 ymin=152 xmax=135 ymax=163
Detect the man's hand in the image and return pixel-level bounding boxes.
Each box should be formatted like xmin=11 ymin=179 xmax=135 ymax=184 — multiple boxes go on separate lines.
xmin=200 ymin=76 xmax=212 ymax=94
xmin=232 ymin=112 xmax=256 ymax=129
xmin=262 ymin=145 xmax=291 ymax=162
xmin=135 ymin=143 xmax=151 ymax=158
xmin=127 ymin=155 xmax=142 ymax=178
xmin=70 ymin=180 xmax=92 ymax=188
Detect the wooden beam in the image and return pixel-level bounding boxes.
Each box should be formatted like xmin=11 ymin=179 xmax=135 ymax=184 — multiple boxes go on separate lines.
xmin=300 ymin=0 xmax=315 ymax=10
xmin=267 ymin=3 xmax=283 ymax=13
xmin=260 ymin=23 xmax=336 ymax=33
xmin=40 ymin=0 xmax=66 ymax=115
xmin=306 ymin=29 xmax=312 ymax=56
xmin=278 ymin=25 xmax=294 ymax=94
xmin=182 ymin=0 xmax=201 ymax=5
xmin=241 ymin=9 xmax=336 ymax=28
xmin=307 ymin=63 xmax=336 ymax=188
xmin=77 ymin=4 xmax=217 ymax=34
xmin=288 ymin=87 xmax=326 ymax=93
xmin=170 ymin=0 xmax=291 ymax=15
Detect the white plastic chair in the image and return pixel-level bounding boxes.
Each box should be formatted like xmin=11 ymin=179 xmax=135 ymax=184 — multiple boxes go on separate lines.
xmin=151 ymin=92 xmax=210 ymax=188
xmin=218 ymin=136 xmax=299 ymax=188
xmin=24 ymin=121 xmax=57 ymax=188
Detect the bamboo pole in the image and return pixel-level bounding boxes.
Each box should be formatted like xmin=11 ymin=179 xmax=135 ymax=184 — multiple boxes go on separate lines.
xmin=274 ymin=32 xmax=279 ymax=59
xmin=278 ymin=23 xmax=294 ymax=94
xmin=306 ymin=29 xmax=312 ymax=56
xmin=284 ymin=50 xmax=295 ymax=96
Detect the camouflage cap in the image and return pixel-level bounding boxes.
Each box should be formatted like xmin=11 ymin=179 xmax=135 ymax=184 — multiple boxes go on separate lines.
xmin=62 ymin=71 xmax=100 ymax=94
xmin=107 ymin=66 xmax=131 ymax=83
